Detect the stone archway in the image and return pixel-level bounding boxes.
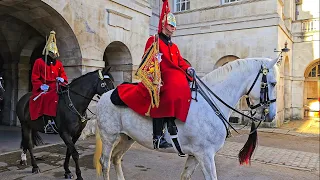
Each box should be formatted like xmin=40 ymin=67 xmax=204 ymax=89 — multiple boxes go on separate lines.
xmin=18 ymin=41 xmax=45 ymax=102
xmin=103 ymin=41 xmax=133 ymax=86
xmin=0 ymin=1 xmax=81 ymax=126
xmin=304 ymin=59 xmax=320 ymax=117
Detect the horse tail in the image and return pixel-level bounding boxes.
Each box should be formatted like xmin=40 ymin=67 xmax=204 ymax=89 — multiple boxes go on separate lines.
xmin=238 ymin=122 xmax=257 ymax=165
xmin=20 ymin=124 xmax=43 ymax=149
xmin=93 ymin=124 xmax=103 ymax=176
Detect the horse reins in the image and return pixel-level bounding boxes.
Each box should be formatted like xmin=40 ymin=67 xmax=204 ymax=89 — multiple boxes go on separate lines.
xmin=190 ymin=65 xmax=276 ymax=136
xmin=58 ymin=70 xmax=113 ymax=122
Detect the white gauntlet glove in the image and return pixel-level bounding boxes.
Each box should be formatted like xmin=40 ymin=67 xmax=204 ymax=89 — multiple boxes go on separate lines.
xmin=187 ymin=67 xmax=195 ymax=76
xmin=56 ymin=77 xmax=64 ymax=83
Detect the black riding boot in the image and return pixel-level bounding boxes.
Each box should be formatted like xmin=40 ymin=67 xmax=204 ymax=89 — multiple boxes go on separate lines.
xmin=153 ymin=118 xmax=172 ymax=149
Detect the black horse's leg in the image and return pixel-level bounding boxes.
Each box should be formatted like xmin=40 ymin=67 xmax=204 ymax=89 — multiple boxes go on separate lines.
xmin=63 ymin=134 xmax=81 ymax=179
xmin=60 ymin=132 xmax=83 ymax=180
xmin=63 ymin=147 xmax=73 ymax=179
xmin=22 ymin=124 xmax=40 ymax=173
xmin=20 ymin=148 xmax=28 ymax=166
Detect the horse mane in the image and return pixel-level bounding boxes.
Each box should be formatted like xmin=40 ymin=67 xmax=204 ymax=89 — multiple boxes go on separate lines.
xmin=202 ymin=58 xmax=272 ymax=84
xmin=70 ymin=70 xmax=99 ymax=84
xmin=69 ymin=68 xmax=114 ymax=83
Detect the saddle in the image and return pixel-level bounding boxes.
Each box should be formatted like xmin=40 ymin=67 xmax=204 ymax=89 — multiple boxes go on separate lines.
xmin=110 ymin=85 xmax=185 ymax=156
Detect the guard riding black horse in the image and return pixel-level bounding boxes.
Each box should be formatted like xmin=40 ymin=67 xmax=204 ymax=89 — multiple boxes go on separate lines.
xmin=16 ymin=68 xmax=114 ymax=180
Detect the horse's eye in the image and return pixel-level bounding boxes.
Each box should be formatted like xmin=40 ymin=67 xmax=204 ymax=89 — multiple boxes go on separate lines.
xmin=271 ymin=82 xmax=277 ymax=87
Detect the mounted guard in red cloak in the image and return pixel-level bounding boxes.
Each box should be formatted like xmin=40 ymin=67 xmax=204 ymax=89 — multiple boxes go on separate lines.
xmin=112 ymin=0 xmax=195 ymax=149
xmin=29 ymin=30 xmax=68 ymax=133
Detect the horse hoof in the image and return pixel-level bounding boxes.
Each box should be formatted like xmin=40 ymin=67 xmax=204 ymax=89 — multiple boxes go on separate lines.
xmin=20 ymin=160 xmax=27 ymax=166
xmin=76 ymin=177 xmax=83 ymax=180
xmin=32 ymin=167 xmax=41 ymax=173
xmin=64 ymin=172 xmax=73 ymax=179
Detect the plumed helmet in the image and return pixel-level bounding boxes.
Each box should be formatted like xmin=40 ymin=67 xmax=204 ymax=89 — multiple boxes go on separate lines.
xmin=158 ymin=0 xmax=177 ymax=33
xmin=163 ymin=12 xmax=176 ymax=27
xmin=42 ymin=30 xmax=59 ymax=58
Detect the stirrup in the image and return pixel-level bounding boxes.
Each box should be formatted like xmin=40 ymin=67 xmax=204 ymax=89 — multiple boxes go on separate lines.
xmin=44 ymin=120 xmax=58 ymax=134
xmin=153 ymin=136 xmax=172 ymax=149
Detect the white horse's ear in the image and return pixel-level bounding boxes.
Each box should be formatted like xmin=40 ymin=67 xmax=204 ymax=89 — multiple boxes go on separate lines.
xmin=267 ymin=57 xmax=279 ymax=69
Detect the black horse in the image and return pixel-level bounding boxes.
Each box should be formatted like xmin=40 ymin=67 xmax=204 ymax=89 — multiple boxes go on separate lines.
xmin=16 ymin=68 xmax=114 ymax=180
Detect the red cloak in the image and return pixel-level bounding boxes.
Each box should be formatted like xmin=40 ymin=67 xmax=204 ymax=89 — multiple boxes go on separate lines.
xmin=117 ymin=35 xmax=192 ymax=122
xmin=29 ymin=58 xmax=68 ymax=120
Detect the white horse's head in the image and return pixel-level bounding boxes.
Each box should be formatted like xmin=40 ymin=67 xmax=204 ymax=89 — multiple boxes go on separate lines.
xmin=245 ymin=58 xmax=279 ymax=121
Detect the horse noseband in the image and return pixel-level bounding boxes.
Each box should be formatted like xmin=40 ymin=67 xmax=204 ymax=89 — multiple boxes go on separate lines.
xmin=245 ymin=66 xmax=276 ymax=117
xmin=100 ymin=74 xmax=113 ymax=92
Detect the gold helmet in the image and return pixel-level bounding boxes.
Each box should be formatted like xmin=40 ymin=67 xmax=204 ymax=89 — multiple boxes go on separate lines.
xmin=162 ymin=13 xmax=176 ymax=28
xmin=42 ymin=30 xmax=59 ymax=58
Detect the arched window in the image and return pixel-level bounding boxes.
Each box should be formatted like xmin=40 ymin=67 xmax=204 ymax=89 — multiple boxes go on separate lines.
xmin=307 ymin=62 xmax=320 ymax=78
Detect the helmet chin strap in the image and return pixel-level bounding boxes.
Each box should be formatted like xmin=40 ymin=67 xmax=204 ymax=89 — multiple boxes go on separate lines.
xmin=163 ymin=27 xmax=173 ymax=36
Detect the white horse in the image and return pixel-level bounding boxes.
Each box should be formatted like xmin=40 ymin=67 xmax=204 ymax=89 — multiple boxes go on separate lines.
xmin=94 ymin=57 xmax=279 ymax=180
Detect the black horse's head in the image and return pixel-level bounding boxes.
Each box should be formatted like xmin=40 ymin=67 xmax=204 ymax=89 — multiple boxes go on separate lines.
xmin=0 ymin=73 xmax=4 ymax=101
xmin=96 ymin=67 xmax=115 ymax=96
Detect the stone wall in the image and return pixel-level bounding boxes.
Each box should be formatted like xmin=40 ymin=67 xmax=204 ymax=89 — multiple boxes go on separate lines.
xmin=170 ymin=0 xmax=293 ymax=127
xmin=0 ymin=0 xmax=152 ymax=128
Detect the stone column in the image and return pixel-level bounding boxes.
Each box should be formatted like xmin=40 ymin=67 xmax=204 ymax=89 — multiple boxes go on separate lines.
xmin=291 ymin=77 xmax=305 ymax=120
xmin=284 ymin=76 xmax=292 ymax=120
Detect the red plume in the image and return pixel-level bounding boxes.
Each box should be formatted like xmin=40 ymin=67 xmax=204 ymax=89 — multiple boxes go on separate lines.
xmin=158 ymin=0 xmax=171 ymax=34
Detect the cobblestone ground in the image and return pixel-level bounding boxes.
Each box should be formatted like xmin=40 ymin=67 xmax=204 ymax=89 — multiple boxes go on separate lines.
xmin=0 ymin=133 xmax=318 ymax=180
xmin=219 ymin=141 xmax=320 ymax=172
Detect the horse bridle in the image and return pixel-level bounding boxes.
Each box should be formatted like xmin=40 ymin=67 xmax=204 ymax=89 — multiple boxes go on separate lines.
xmin=245 ymin=66 xmax=276 ymax=117
xmin=58 ymin=70 xmax=113 ymax=100
xmin=61 ymin=70 xmax=114 ymax=122
xmin=190 ymin=65 xmax=277 ymax=136
xmin=97 ymin=69 xmax=113 ymax=94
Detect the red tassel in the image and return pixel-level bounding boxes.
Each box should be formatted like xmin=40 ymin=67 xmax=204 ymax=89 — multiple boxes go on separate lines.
xmin=158 ymin=0 xmax=170 ymax=33
xmin=238 ymin=122 xmax=257 ymax=165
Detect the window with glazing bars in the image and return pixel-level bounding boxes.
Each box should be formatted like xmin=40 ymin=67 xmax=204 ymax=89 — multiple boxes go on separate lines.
xmin=308 ymin=64 xmax=320 ymax=77
xmin=175 ymin=0 xmax=190 ymax=12
xmin=224 ymin=0 xmax=240 ymax=4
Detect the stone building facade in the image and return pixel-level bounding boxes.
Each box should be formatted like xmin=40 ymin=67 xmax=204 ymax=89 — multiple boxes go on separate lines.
xmin=168 ymin=0 xmax=319 ymax=127
xmin=0 ymin=0 xmax=152 ymax=126
xmin=0 ymin=0 xmax=318 ymax=130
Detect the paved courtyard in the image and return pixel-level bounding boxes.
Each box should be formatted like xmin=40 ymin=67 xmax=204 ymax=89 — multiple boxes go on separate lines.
xmin=0 ymin=128 xmax=318 ymax=180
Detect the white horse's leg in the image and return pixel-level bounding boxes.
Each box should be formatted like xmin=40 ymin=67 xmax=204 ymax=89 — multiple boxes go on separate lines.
xmin=197 ymin=153 xmax=218 ymax=180
xmin=111 ymin=134 xmax=135 ymax=180
xmin=100 ymin=134 xmax=119 ymax=180
xmin=181 ymin=155 xmax=199 ymax=180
